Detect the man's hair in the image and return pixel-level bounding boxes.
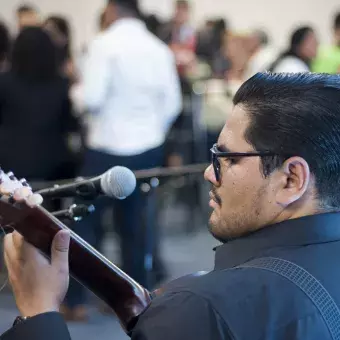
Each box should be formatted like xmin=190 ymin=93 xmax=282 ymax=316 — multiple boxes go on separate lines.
xmin=45 ymin=16 xmax=70 ymax=39
xmin=11 ymin=26 xmax=58 ymax=82
xmin=107 ymin=0 xmax=140 ymax=17
xmin=334 ymin=12 xmax=340 ymax=30
xmin=233 ymin=72 xmax=340 ymax=210
xmin=17 ymin=4 xmax=36 ymax=14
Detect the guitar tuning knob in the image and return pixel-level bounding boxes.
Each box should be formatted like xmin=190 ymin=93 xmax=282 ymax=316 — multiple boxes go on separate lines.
xmin=20 ymin=179 xmax=30 ymax=188
xmin=7 ymin=172 xmax=17 ymax=181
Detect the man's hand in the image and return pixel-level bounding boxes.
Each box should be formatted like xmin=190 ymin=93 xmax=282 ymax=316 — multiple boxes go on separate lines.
xmin=4 ymin=230 xmax=71 ymax=317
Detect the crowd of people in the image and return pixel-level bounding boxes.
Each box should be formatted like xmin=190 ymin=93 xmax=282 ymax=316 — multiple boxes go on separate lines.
xmin=0 ymin=0 xmax=340 ymax=326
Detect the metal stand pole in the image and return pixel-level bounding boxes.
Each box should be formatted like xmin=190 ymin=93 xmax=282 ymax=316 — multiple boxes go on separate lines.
xmin=140 ymin=177 xmax=160 ymax=289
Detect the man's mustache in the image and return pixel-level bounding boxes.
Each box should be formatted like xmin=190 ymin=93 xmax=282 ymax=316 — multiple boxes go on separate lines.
xmin=211 ymin=187 xmax=222 ymax=206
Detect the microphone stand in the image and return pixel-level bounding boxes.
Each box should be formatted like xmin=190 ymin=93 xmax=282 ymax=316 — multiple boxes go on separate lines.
xmin=52 ymin=204 xmax=96 ymax=222
xmin=0 ymin=204 xmax=96 ymax=234
xmin=31 ymin=163 xmax=210 ymax=193
xmin=134 ymin=163 xmax=209 ymax=180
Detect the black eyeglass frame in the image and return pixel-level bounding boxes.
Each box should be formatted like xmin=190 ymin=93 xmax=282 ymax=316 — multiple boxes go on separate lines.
xmin=210 ymin=143 xmax=278 ymax=182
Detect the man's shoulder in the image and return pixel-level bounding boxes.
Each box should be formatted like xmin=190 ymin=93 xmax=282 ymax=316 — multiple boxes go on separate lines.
xmin=153 ymin=268 xmax=277 ymax=312
xmin=150 ymin=264 xmax=321 ymax=338
xmin=90 ymin=27 xmax=173 ymax=59
xmin=134 ymin=286 xmax=230 ymax=339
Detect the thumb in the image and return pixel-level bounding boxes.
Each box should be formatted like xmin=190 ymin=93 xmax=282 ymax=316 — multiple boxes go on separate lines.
xmin=51 ymin=230 xmax=70 ymax=272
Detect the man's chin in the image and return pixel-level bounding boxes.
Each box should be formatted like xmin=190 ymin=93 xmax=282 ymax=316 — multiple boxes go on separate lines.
xmin=207 ymin=216 xmax=250 ymax=243
xmin=208 ymin=218 xmax=226 ymax=243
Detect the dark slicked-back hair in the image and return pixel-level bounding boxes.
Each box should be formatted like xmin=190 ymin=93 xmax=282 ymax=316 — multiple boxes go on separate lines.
xmin=233 ymin=72 xmax=340 ymax=210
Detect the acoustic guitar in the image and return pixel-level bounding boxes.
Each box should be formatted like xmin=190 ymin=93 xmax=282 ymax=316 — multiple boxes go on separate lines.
xmin=0 ymin=171 xmax=151 ymax=335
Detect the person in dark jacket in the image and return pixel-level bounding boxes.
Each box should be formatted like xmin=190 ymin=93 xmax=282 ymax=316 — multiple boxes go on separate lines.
xmin=4 ymin=72 xmax=340 ymax=340
xmin=43 ymin=16 xmax=78 ymax=83
xmin=0 ymin=26 xmax=75 ymax=182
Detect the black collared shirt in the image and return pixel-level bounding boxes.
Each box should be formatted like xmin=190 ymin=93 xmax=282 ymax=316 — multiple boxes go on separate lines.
xmin=132 ymin=213 xmax=340 ymax=340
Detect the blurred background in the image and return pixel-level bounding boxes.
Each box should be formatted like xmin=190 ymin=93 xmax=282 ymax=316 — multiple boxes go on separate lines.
xmin=0 ymin=0 xmax=339 ymax=339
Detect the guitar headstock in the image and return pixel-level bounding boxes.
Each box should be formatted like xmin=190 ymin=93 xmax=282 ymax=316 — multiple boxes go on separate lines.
xmin=0 ymin=169 xmax=44 ymax=231
xmin=0 ymin=168 xmax=71 ymax=258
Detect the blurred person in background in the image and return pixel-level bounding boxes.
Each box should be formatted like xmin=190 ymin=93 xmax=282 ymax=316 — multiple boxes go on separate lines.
xmin=202 ymin=32 xmax=245 ymax=161
xmin=16 ymin=4 xmax=40 ymax=32
xmin=244 ymin=29 xmax=277 ymax=79
xmin=0 ymin=27 xmax=75 ymax=183
xmin=312 ymin=12 xmax=340 ymax=74
xmin=196 ymin=18 xmax=229 ymax=78
xmin=44 ymin=16 xmax=85 ymax=179
xmin=196 ymin=19 xmax=216 ymax=62
xmin=210 ymin=19 xmax=229 ymax=78
xmin=67 ymin=0 xmax=182 ymax=321
xmin=44 ymin=16 xmax=77 ymax=82
xmin=158 ymin=0 xmax=196 ymax=168
xmin=73 ymin=11 xmax=109 ymax=85
xmin=159 ymin=0 xmax=196 ymax=81
xmin=269 ymin=26 xmax=318 ymax=73
xmin=0 ymin=22 xmax=10 ymax=72
xmin=225 ymin=32 xmax=249 ymax=82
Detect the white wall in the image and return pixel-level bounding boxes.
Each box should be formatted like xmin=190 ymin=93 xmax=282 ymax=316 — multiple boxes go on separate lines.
xmin=0 ymin=0 xmax=339 ymax=51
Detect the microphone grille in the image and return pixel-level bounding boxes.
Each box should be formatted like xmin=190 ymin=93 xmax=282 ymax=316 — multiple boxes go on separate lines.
xmin=101 ymin=166 xmax=137 ymax=199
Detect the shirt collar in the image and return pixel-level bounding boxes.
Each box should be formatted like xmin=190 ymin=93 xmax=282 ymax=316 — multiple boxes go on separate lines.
xmin=214 ymin=213 xmax=340 ymax=270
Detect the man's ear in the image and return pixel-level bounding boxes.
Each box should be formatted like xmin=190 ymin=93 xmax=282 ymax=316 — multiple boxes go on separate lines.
xmin=275 ymin=157 xmax=311 ymax=207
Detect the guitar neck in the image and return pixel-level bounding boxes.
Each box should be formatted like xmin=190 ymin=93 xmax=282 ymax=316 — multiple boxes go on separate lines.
xmin=10 ymin=204 xmax=152 ymax=334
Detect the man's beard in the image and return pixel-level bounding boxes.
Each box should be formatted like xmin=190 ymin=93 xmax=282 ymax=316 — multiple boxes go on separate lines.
xmin=208 ymin=184 xmax=266 ymax=243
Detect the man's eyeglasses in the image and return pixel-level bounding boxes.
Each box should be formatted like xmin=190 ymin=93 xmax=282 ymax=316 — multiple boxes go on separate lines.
xmin=210 ymin=144 xmax=277 ymax=182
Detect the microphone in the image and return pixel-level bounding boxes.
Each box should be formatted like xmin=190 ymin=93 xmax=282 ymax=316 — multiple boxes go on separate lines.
xmin=37 ymin=166 xmax=137 ymax=200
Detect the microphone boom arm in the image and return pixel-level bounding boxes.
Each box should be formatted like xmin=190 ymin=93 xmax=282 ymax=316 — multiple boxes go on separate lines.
xmin=37 ymin=179 xmax=100 ymax=200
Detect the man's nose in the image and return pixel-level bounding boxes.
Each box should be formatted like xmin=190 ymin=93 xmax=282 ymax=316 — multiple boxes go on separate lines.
xmin=204 ymin=164 xmax=219 ymax=186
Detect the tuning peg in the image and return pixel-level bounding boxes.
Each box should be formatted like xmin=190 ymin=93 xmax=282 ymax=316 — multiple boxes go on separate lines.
xmin=7 ymin=172 xmax=17 ymax=181
xmin=20 ymin=178 xmax=28 ymax=186
xmin=20 ymin=179 xmax=31 ymax=191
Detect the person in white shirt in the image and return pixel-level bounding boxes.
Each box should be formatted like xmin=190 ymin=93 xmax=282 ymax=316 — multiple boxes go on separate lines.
xmin=269 ymin=26 xmax=318 ymax=73
xmin=64 ymin=0 xmax=182 ymax=321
